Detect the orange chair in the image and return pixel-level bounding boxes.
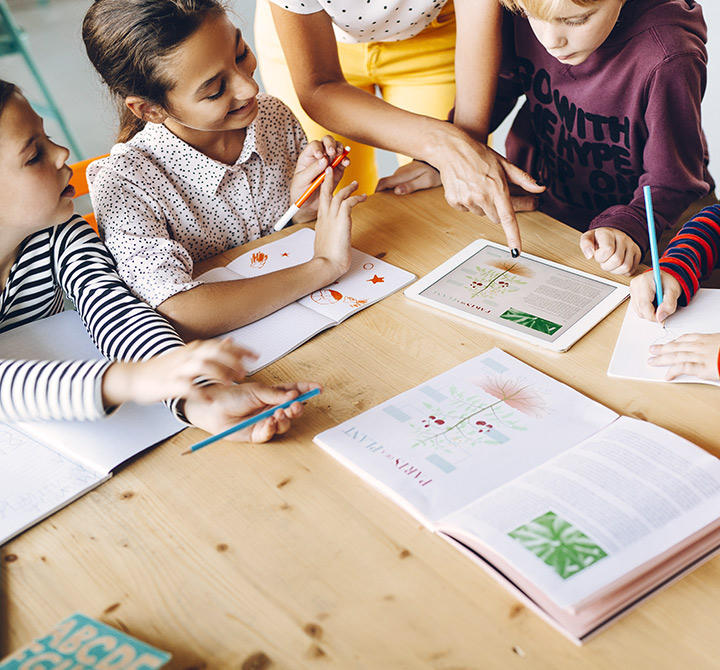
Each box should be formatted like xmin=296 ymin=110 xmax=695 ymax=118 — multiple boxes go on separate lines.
xmin=69 ymin=155 xmax=109 ymax=234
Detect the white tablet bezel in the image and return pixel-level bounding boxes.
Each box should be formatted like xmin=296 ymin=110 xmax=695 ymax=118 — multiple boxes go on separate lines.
xmin=404 ymin=239 xmax=629 ymax=352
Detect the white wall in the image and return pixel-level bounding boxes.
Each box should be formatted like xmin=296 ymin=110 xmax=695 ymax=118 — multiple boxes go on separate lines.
xmin=701 ymin=0 xmax=718 ymax=180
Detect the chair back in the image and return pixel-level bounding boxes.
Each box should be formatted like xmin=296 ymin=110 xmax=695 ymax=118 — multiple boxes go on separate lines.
xmin=69 ymin=155 xmax=109 ymax=234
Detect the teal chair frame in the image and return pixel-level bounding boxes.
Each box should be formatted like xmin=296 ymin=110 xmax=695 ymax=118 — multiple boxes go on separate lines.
xmin=0 ymin=1 xmax=82 ymax=159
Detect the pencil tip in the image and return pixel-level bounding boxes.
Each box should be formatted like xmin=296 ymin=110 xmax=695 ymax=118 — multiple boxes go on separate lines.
xmin=181 ymin=449 xmax=191 ymax=456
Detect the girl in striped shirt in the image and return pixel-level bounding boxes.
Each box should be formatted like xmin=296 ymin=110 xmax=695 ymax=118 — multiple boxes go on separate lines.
xmin=630 ymin=204 xmax=720 ymax=382
xmin=0 ymin=81 xmax=316 ymax=440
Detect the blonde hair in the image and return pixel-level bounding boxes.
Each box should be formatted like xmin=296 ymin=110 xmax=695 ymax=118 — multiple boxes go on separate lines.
xmin=500 ymin=0 xmax=602 ymax=22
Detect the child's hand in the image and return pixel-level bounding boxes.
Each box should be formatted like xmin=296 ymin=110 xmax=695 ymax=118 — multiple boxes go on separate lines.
xmin=183 ymin=381 xmax=322 ymax=443
xmin=648 ymin=333 xmax=720 ymax=381
xmin=291 ymin=136 xmax=349 ymax=223
xmin=580 ymin=228 xmax=641 ymax=275
xmin=376 ymin=160 xmax=442 ymax=195
xmin=312 ymin=166 xmax=367 ymax=279
xmin=630 ymin=270 xmax=683 ymax=323
xmin=102 ymin=338 xmax=254 ymax=408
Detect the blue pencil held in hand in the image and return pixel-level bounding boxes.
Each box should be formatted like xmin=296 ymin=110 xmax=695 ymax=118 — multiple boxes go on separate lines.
xmin=643 ymin=185 xmax=663 ymax=307
xmin=182 ymin=387 xmax=322 ymax=455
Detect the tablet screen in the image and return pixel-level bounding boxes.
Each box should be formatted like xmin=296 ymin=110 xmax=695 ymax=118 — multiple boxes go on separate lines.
xmin=417 ymin=243 xmax=616 ymax=345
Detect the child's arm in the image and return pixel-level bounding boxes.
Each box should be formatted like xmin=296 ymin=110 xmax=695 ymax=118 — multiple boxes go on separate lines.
xmin=630 ymin=205 xmax=720 ymax=320
xmin=158 ymin=168 xmax=366 ymax=340
xmin=584 ymin=51 xmax=712 ymax=269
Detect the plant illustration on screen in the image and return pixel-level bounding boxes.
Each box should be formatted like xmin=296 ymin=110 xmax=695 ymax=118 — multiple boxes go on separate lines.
xmin=410 ymin=374 xmax=549 ymax=452
xmin=465 ymin=260 xmax=533 ymax=300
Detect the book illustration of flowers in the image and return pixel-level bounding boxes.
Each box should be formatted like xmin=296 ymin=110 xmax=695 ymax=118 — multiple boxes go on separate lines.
xmin=464 ymin=260 xmax=533 ymax=300
xmin=508 ymin=511 xmax=608 ymax=580
xmin=409 ymin=375 xmax=549 ymax=452
xmin=310 ymin=288 xmax=368 ymax=309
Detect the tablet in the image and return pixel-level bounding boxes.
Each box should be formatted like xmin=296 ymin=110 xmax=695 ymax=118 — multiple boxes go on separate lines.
xmin=404 ymin=239 xmax=629 ymax=352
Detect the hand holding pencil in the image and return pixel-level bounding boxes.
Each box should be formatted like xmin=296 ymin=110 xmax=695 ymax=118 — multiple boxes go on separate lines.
xmin=277 ymin=138 xmax=352 ymax=231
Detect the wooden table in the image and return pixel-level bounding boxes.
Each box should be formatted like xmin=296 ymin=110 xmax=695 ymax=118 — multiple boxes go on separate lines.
xmin=3 ymin=188 xmax=719 ymax=669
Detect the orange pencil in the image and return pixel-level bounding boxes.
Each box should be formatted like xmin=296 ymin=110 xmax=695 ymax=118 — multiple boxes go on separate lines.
xmin=274 ymin=146 xmax=351 ymax=231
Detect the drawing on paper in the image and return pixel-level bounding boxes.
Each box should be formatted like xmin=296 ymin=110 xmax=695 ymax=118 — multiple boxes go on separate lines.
xmin=508 ymin=511 xmax=608 ymax=579
xmin=310 ymin=288 xmax=368 ymax=309
xmin=408 ymin=374 xmax=549 ymax=452
xmin=250 ymin=251 xmax=268 ymax=269
xmin=464 ymin=260 xmax=534 ymax=300
xmin=368 ymin=275 xmax=385 ymax=284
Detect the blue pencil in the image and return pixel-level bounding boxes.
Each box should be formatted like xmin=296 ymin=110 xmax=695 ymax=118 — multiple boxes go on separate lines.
xmin=182 ymin=387 xmax=322 ymax=455
xmin=643 ymin=185 xmax=663 ymax=307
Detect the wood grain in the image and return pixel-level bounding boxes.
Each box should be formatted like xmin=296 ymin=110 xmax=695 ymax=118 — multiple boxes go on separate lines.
xmin=3 ymin=187 xmax=719 ymax=669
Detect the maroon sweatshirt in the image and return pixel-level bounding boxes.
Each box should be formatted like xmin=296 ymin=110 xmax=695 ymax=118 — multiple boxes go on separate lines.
xmin=491 ymin=0 xmax=714 ymax=252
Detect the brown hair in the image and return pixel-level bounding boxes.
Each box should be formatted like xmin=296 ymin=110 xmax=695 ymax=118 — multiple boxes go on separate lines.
xmin=0 ymin=80 xmax=19 ymax=118
xmin=82 ymin=0 xmax=227 ymax=143
xmin=500 ymin=0 xmax=602 ymax=22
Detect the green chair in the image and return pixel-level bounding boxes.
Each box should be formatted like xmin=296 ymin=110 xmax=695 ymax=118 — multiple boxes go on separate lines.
xmin=0 ymin=1 xmax=82 ymax=159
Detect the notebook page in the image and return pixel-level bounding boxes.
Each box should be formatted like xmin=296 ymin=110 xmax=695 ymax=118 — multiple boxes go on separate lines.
xmin=0 ymin=423 xmax=104 ymax=545
xmin=608 ymin=289 xmax=720 ymax=387
xmin=215 ymin=302 xmax=333 ymax=373
xmin=225 ymin=228 xmax=416 ymax=323
xmin=0 ymin=311 xmax=182 ymax=474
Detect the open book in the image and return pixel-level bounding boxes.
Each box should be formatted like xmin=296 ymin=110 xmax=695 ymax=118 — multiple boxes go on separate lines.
xmin=313 ymin=349 xmax=720 ymax=644
xmin=608 ymin=288 xmax=720 ymax=387
xmin=0 ymin=311 xmax=182 ymax=546
xmin=197 ymin=228 xmax=416 ymax=373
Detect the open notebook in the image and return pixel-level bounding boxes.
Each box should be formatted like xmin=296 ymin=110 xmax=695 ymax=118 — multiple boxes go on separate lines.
xmin=314 ymin=348 xmax=720 ymax=644
xmin=0 ymin=310 xmax=182 ymax=545
xmin=196 ymin=228 xmax=416 ymax=373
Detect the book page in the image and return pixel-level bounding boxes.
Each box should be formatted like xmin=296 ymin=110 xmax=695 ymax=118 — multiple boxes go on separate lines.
xmin=0 ymin=311 xmax=183 ymax=473
xmin=440 ymin=416 xmax=720 ymax=610
xmin=415 ymin=243 xmax=618 ymax=345
xmin=608 ymin=289 xmax=720 ymax=386
xmin=314 ymin=348 xmax=617 ymax=523
xmin=226 ymin=227 xmax=416 ymax=323
xmin=0 ymin=424 xmax=105 ymax=545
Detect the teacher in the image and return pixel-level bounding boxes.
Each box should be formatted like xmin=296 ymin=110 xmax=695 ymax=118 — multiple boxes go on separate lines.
xmin=254 ymin=0 xmax=544 ymax=253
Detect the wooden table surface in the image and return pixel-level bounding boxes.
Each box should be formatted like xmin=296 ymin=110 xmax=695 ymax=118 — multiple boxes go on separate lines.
xmin=3 ymin=187 xmax=719 ymax=669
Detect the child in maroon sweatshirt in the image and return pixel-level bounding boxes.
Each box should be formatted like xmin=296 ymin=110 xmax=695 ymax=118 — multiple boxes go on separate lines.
xmin=387 ymin=0 xmax=713 ymax=277
xmin=491 ymin=0 xmax=713 ymax=275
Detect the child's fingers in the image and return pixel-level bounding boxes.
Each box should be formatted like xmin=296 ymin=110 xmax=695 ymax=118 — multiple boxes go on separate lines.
xmin=579 ymin=230 xmax=598 ymax=260
xmin=319 ymin=166 xmax=335 ymax=209
xmin=320 ymin=135 xmax=339 ymax=158
xmin=592 ymin=229 xmax=617 ymax=265
xmin=630 ymin=274 xmax=660 ymax=320
xmin=510 ymin=194 xmax=540 ymax=213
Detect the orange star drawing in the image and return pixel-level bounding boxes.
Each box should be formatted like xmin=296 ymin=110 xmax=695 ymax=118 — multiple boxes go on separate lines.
xmin=281 ymin=252 xmax=289 ymax=257
xmin=368 ymin=274 xmax=385 ymax=284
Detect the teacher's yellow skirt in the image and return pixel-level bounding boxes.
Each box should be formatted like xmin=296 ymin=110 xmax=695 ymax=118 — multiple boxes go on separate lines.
xmin=254 ymin=0 xmax=457 ymax=194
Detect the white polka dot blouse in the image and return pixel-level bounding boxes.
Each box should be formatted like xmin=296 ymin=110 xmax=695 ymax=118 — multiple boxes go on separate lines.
xmin=87 ymin=94 xmax=307 ymax=308
xmin=268 ymin=0 xmax=450 ymax=43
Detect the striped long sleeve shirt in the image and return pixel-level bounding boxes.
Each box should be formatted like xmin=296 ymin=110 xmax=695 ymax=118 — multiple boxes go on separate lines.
xmin=659 ymin=204 xmax=720 ymax=306
xmin=0 ymin=215 xmax=186 ymax=422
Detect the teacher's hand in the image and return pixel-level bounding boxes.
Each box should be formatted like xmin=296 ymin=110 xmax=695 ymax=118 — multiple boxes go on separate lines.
xmin=377 ymin=139 xmax=543 ymax=253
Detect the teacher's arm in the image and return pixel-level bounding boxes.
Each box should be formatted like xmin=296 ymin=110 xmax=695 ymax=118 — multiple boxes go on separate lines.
xmin=270 ymin=4 xmax=543 ymax=252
